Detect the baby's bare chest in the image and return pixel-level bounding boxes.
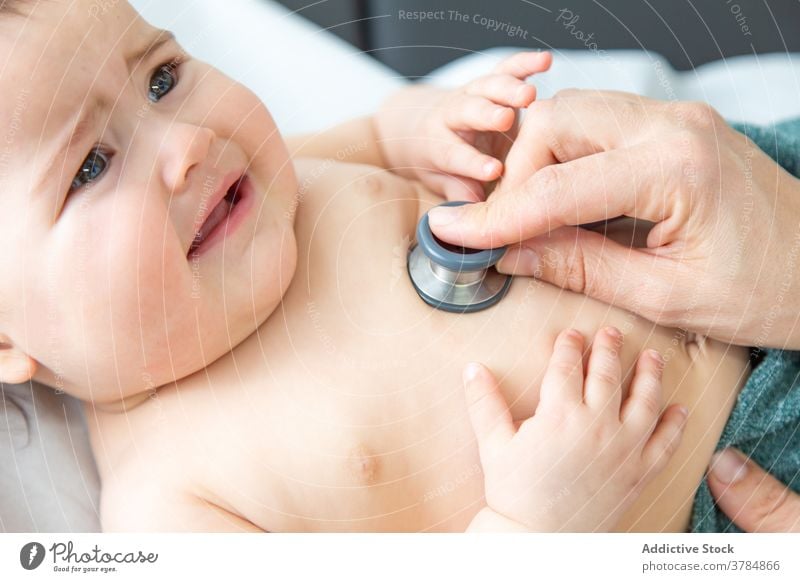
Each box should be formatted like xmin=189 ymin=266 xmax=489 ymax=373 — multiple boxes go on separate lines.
xmin=168 ymin=165 xmax=492 ymax=530
xmin=152 ymin=165 xmax=603 ymax=530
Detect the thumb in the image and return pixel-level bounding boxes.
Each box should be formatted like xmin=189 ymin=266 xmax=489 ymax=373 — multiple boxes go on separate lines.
xmin=707 ymin=448 xmax=800 ymax=532
xmin=497 ymin=226 xmax=675 ymax=320
xmin=463 ymin=363 xmax=515 ymax=460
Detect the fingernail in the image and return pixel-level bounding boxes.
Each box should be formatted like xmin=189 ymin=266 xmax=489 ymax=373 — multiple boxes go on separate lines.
xmin=565 ymin=328 xmax=583 ymax=342
xmin=710 ymin=448 xmax=748 ymax=484
xmin=515 ymin=84 xmax=531 ymax=103
xmin=483 ymin=160 xmax=500 ymax=177
xmin=492 ymin=107 xmax=508 ymax=123
xmin=463 ymin=362 xmax=482 ymax=383
xmin=604 ymin=326 xmax=622 ymax=341
xmin=518 ymin=247 xmax=539 ymax=274
xmin=428 ymin=206 xmax=461 ymax=228
xmin=648 ymin=349 xmax=664 ymax=367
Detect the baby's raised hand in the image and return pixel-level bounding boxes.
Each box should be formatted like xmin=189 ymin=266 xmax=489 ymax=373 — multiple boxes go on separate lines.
xmin=375 ymin=51 xmax=552 ymax=201
xmin=464 ymin=328 xmax=689 ymax=532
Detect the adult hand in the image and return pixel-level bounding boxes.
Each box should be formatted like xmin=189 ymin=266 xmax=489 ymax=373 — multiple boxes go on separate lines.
xmin=428 ymin=89 xmax=800 ymax=349
xmin=708 ymin=448 xmax=800 ymax=532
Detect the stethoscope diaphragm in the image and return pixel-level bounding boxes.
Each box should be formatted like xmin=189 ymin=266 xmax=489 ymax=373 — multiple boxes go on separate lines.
xmin=407 ymin=201 xmax=512 ymax=313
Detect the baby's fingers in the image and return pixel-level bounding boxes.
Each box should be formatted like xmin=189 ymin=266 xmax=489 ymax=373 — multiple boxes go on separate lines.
xmin=492 ymin=51 xmax=553 ymax=79
xmin=436 ymin=141 xmax=502 ymax=181
xmin=584 ymin=327 xmax=624 ymax=416
xmin=467 ymin=74 xmax=537 ymax=108
xmin=640 ymin=403 xmax=689 ymax=479
xmin=539 ymin=329 xmax=585 ymax=411
xmin=620 ymin=349 xmax=665 ymax=435
xmin=419 ymin=171 xmax=485 ymax=202
xmin=446 ymin=95 xmax=515 ymax=132
xmin=463 ymin=363 xmax=515 ymax=459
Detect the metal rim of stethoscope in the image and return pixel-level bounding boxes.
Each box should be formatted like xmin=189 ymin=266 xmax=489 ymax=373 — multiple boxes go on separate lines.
xmin=407 ymin=201 xmax=512 ymax=314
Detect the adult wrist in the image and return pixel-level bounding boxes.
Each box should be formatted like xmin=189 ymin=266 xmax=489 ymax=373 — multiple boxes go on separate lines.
xmin=754 ymin=178 xmax=800 ymax=350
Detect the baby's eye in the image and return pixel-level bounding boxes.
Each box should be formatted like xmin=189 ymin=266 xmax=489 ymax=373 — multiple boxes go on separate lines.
xmin=148 ymin=62 xmax=179 ymax=102
xmin=71 ymin=147 xmax=111 ymax=192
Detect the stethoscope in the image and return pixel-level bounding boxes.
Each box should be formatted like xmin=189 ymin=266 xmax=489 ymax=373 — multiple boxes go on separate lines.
xmin=408 ymin=200 xmax=622 ymax=313
xmin=407 ymin=201 xmax=511 ymax=313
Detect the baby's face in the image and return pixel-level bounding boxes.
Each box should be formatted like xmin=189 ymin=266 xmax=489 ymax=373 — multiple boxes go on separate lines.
xmin=0 ymin=0 xmax=298 ymax=401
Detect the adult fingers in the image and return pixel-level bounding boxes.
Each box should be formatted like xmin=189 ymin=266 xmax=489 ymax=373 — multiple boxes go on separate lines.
xmin=463 ymin=362 xmax=516 ymax=458
xmin=495 ymin=226 xmax=682 ymax=324
xmin=499 ymin=89 xmax=661 ymax=188
xmin=708 ymin=448 xmax=800 ymax=532
xmin=428 ymin=141 xmax=681 ymax=249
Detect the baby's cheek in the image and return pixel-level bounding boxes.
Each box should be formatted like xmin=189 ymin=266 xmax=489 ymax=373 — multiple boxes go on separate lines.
xmin=99 ymin=209 xmax=192 ymax=324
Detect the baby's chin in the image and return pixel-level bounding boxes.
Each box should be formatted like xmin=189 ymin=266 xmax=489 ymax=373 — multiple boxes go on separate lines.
xmin=254 ymin=220 xmax=298 ymax=313
xmin=221 ymin=216 xmax=299 ymax=332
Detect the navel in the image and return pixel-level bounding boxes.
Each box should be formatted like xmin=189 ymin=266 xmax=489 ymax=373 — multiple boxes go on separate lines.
xmin=346 ymin=444 xmax=380 ymax=486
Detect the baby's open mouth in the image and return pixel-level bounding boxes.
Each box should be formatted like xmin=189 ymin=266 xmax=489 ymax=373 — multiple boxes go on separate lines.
xmin=188 ymin=173 xmax=249 ymax=257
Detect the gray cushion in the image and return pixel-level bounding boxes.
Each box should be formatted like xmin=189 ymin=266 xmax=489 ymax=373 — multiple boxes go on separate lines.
xmin=0 ymin=383 xmax=99 ymax=532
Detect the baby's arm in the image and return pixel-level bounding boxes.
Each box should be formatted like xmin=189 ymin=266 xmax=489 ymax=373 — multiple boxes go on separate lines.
xmin=464 ymin=327 xmax=688 ymax=532
xmin=287 ymin=116 xmax=388 ymax=169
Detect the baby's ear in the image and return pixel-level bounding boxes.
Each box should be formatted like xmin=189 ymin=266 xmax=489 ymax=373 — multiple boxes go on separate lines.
xmin=0 ymin=335 xmax=37 ymax=384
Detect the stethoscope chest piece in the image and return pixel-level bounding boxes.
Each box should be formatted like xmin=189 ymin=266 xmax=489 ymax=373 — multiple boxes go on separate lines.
xmin=408 ymin=201 xmax=512 ymax=313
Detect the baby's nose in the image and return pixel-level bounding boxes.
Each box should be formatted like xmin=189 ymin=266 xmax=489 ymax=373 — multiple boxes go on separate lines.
xmin=160 ymin=123 xmax=215 ymax=195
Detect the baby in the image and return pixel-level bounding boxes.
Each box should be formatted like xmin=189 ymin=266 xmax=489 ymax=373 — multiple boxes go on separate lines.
xmin=0 ymin=0 xmax=752 ymax=532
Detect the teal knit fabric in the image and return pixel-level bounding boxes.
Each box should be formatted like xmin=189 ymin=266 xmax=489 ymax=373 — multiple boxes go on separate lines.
xmin=690 ymin=118 xmax=800 ymax=532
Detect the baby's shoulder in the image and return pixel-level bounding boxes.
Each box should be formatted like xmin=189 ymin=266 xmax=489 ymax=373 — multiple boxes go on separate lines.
xmin=293 ymin=158 xmax=425 ymax=211
xmin=92 ymin=395 xmax=267 ymax=531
